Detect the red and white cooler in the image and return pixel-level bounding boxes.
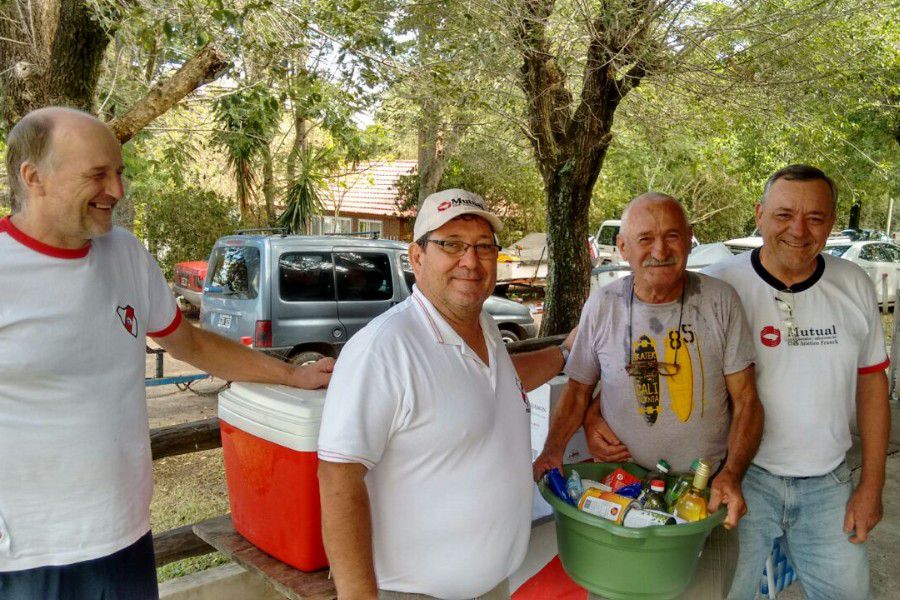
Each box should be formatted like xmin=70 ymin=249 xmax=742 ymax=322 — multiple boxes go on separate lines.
xmin=218 ymin=382 xmax=328 ymax=571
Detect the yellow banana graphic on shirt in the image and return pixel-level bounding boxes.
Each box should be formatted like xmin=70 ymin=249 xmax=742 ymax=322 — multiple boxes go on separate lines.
xmin=666 ymin=329 xmax=693 ymax=422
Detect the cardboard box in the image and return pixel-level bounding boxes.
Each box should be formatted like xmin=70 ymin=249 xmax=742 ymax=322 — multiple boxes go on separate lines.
xmin=529 ymin=375 xmax=590 ymax=463
xmin=529 ymin=375 xmax=593 ymax=519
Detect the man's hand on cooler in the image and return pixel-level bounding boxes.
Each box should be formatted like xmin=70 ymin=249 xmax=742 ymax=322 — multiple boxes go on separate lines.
xmin=708 ymin=467 xmax=747 ymax=530
xmin=289 ymin=357 xmax=335 ymax=389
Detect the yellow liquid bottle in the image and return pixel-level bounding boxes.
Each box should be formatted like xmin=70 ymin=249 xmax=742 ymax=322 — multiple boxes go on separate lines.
xmin=674 ymin=460 xmax=710 ymax=522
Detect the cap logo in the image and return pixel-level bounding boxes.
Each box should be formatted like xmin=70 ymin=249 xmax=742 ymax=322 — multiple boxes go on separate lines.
xmin=438 ymin=197 xmax=486 ymax=211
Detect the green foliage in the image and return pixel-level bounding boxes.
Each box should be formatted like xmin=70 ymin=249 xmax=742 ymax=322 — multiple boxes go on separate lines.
xmin=212 ymin=86 xmax=282 ymax=220
xmin=134 ymin=184 xmax=239 ymax=278
xmin=278 ymin=147 xmax=331 ymax=234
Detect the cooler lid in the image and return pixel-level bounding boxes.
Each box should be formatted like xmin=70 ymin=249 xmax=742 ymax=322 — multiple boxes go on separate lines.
xmin=218 ymin=382 xmax=325 ymax=449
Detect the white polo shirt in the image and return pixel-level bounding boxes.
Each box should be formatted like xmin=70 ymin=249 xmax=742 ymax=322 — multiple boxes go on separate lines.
xmin=318 ymin=288 xmax=533 ymax=599
xmin=0 ymin=217 xmax=180 ymax=571
xmin=705 ymin=249 xmax=888 ymax=477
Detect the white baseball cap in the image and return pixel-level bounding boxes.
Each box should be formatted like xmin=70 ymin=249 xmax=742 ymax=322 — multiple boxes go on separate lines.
xmin=413 ymin=188 xmax=503 ymax=241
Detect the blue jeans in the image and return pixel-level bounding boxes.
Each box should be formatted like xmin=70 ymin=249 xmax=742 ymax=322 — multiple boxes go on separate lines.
xmin=727 ymin=462 xmax=871 ymax=600
xmin=0 ymin=531 xmax=158 ymax=600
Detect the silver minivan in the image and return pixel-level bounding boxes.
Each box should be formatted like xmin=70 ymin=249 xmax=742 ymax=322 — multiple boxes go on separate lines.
xmin=200 ymin=233 xmax=537 ymax=363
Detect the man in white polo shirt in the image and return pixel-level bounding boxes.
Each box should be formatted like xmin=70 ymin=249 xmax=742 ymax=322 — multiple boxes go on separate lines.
xmin=0 ymin=107 xmax=333 ymax=599
xmin=705 ymin=165 xmax=891 ymax=599
xmin=318 ymin=189 xmax=572 ymax=600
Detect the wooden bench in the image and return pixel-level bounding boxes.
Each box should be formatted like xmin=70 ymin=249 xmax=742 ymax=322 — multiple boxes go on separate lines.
xmin=193 ymin=515 xmax=336 ymax=600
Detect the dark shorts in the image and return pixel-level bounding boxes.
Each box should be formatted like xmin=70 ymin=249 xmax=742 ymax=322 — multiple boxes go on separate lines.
xmin=0 ymin=531 xmax=158 ymax=600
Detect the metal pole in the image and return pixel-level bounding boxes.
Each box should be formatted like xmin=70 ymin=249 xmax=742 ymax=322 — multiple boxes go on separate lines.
xmin=881 ymin=273 xmax=888 ymax=315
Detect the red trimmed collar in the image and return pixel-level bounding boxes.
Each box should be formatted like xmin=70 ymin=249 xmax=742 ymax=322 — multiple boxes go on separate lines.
xmin=0 ymin=216 xmax=91 ymax=259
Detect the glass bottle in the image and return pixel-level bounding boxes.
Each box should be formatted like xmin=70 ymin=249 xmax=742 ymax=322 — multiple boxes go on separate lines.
xmin=674 ymin=460 xmax=711 ymax=522
xmin=642 ymin=480 xmax=667 ymax=511
xmin=666 ymin=458 xmax=700 ymax=511
xmin=643 ymin=459 xmax=671 ymax=490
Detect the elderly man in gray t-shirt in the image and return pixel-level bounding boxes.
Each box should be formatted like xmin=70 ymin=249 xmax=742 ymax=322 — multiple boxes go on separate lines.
xmin=533 ymin=193 xmax=764 ymax=530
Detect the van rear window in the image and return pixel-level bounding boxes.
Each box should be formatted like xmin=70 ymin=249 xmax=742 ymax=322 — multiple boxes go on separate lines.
xmin=335 ymin=252 xmax=393 ymax=301
xmin=206 ymin=246 xmax=260 ymax=299
xmin=279 ymin=252 xmax=335 ymax=301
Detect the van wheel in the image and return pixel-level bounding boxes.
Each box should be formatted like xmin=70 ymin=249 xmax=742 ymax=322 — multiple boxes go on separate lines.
xmin=290 ymin=351 xmax=326 ymax=366
xmin=500 ymin=329 xmax=520 ymax=344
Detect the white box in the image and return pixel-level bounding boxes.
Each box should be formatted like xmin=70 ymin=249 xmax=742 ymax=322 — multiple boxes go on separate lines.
xmin=528 ymin=375 xmax=590 ymax=463
xmin=529 ymin=375 xmax=592 ymax=519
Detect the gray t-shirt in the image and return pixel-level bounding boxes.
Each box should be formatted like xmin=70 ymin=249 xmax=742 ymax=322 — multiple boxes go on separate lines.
xmin=565 ymin=272 xmax=755 ymax=472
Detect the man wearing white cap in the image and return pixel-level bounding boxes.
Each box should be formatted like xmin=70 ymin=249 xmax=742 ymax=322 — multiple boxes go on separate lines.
xmin=318 ymin=189 xmax=572 ymax=599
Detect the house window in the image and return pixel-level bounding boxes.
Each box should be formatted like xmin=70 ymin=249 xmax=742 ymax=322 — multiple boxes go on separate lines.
xmin=313 ymin=215 xmax=353 ymax=235
xmin=357 ymin=219 xmax=383 ymax=235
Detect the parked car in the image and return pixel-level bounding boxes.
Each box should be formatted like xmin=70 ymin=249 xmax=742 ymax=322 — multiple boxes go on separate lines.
xmin=199 ymin=233 xmax=538 ymax=363
xmin=172 ymin=260 xmax=208 ymax=311
xmin=823 ymin=240 xmax=900 ymax=305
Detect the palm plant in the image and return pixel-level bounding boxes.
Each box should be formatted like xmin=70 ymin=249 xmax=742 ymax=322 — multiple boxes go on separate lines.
xmin=278 ymin=146 xmax=332 ymax=234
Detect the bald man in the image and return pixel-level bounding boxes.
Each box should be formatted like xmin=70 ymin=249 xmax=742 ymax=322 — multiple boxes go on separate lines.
xmin=533 ymin=192 xmax=763 ymax=527
xmin=0 ymin=108 xmax=333 ymax=598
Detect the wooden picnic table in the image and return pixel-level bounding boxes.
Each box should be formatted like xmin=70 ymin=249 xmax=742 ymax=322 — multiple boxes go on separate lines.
xmin=193 ymin=515 xmax=336 ymax=600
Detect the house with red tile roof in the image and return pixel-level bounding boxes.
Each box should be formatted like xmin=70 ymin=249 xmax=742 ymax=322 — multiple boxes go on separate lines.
xmin=312 ymin=160 xmax=417 ymax=240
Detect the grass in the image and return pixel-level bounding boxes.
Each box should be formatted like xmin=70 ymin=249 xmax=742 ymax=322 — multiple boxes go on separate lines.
xmin=151 ymin=448 xmax=232 ymax=582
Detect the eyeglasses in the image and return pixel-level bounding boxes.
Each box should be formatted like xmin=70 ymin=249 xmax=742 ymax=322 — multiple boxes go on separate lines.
xmin=774 ymin=289 xmax=796 ymax=332
xmin=423 ymin=239 xmax=502 ymax=259
xmin=625 ymin=277 xmax=686 ymax=379
xmin=625 ymin=357 xmax=681 ymax=377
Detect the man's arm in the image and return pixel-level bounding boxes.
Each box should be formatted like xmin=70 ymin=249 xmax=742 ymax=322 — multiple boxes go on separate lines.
xmin=318 ymin=461 xmax=378 ymax=598
xmin=532 ymin=379 xmax=595 ymax=480
xmin=511 ymin=329 xmax=576 ymax=392
xmin=154 ymin=319 xmax=334 ymax=389
xmin=709 ymin=365 xmax=764 ymax=529
xmin=844 ymin=369 xmax=890 ymax=543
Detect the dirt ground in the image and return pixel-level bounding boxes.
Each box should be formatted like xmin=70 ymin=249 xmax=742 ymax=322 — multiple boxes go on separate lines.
xmin=146 ymin=322 xmax=233 ymax=581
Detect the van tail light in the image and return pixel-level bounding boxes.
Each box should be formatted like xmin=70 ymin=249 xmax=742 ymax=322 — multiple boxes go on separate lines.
xmin=254 ymin=320 xmax=272 ymax=348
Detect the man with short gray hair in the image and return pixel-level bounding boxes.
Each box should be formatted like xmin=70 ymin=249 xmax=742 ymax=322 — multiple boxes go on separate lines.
xmin=0 ymin=106 xmax=334 ymax=599
xmin=706 ymin=165 xmax=890 ymax=599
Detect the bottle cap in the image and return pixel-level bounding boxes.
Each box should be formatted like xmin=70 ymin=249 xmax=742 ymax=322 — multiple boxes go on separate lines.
xmin=651 ymin=479 xmax=665 ymax=492
xmin=657 ymin=459 xmax=671 ymax=473
xmin=692 ymin=460 xmax=711 ymax=490
xmin=690 ymin=458 xmax=701 ymax=472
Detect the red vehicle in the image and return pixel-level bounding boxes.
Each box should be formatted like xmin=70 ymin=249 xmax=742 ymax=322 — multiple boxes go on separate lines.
xmin=173 ymin=260 xmax=208 ymax=311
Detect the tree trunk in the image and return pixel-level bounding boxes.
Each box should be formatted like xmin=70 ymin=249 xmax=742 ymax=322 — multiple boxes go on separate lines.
xmin=262 ymin=145 xmax=276 ymax=226
xmin=0 ymin=0 xmax=113 ymax=128
xmin=515 ymin=0 xmax=649 ymax=335
xmin=416 ymin=100 xmax=464 ymax=208
xmin=848 ymin=202 xmax=862 ymax=230
xmin=287 ymin=110 xmax=308 ymax=183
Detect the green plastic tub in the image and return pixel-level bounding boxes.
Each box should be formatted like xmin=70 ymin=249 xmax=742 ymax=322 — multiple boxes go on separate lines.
xmin=538 ymin=462 xmax=725 ymax=600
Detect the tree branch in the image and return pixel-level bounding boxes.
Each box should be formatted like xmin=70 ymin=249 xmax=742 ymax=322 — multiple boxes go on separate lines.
xmin=109 ymin=43 xmax=229 ymax=144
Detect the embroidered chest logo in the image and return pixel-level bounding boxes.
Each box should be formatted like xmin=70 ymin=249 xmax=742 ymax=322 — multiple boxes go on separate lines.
xmin=116 ymin=305 xmax=138 ymax=338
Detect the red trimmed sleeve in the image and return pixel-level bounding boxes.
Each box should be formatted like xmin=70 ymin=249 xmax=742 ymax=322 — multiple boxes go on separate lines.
xmin=148 ymin=309 xmax=183 ymax=338
xmin=858 ymin=357 xmax=890 ymax=375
